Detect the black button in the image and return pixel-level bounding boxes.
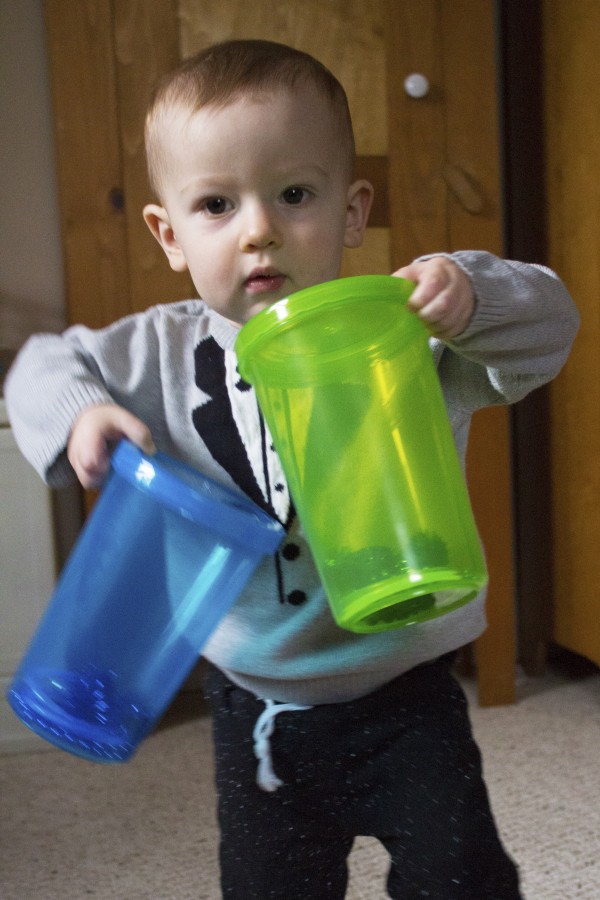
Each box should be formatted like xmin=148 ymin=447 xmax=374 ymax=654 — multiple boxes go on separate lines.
xmin=282 ymin=542 xmax=300 ymax=561
xmin=287 ymin=590 xmax=307 ymax=606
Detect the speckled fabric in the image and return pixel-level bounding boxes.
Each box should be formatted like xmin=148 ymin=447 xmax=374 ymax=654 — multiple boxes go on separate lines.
xmin=204 ymin=657 xmax=521 ymax=899
xmin=2 ymin=664 xmax=600 ymax=899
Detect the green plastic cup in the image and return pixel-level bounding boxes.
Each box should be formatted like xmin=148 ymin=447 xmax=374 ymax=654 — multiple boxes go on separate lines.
xmin=236 ymin=275 xmax=487 ymax=632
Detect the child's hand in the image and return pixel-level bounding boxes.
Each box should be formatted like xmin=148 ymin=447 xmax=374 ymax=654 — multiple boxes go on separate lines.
xmin=394 ymin=257 xmax=475 ymax=339
xmin=67 ymin=404 xmax=156 ymax=489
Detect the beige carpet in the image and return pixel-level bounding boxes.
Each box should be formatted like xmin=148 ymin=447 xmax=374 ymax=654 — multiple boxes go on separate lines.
xmin=1 ymin=657 xmax=599 ymax=900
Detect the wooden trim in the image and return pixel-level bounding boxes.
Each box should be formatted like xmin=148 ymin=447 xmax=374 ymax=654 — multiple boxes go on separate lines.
xmin=498 ymin=0 xmax=552 ymax=675
xmin=468 ymin=407 xmax=517 ymax=705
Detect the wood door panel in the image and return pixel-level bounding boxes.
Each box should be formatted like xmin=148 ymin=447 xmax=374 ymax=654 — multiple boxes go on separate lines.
xmin=543 ymin=0 xmax=600 ymax=666
xmin=178 ymin=0 xmax=388 ymax=156
xmin=386 ymin=0 xmax=448 ymax=263
xmin=441 ymin=0 xmax=503 ymax=252
xmin=45 ymin=0 xmax=131 ymax=327
xmin=113 ymin=0 xmax=195 ymax=311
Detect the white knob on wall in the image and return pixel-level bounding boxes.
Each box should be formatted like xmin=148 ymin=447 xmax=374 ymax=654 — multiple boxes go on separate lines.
xmin=403 ymin=73 xmax=430 ymax=99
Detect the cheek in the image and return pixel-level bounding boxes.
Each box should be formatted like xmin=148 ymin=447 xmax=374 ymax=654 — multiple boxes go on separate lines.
xmin=185 ymin=239 xmax=229 ymax=278
xmin=309 ymin=222 xmax=346 ymax=266
xmin=301 ymin=220 xmax=344 ymax=257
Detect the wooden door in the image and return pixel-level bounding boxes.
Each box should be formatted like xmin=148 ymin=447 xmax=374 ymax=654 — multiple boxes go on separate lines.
xmin=543 ymin=0 xmax=600 ymax=667
xmin=44 ymin=0 xmax=515 ymax=704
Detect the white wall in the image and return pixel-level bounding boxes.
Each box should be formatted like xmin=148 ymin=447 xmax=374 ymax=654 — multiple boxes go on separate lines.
xmin=0 ymin=1 xmax=82 ymax=566
xmin=0 ymin=0 xmax=65 ymax=349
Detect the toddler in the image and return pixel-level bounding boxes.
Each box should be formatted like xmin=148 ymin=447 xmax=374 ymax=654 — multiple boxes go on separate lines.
xmin=6 ymin=39 xmax=579 ymax=899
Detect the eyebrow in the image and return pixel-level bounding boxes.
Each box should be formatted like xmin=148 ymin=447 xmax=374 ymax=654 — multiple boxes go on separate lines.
xmin=178 ymin=162 xmax=332 ymax=197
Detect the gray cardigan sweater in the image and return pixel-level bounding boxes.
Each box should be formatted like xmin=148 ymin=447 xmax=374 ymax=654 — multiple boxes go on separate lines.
xmin=5 ymin=251 xmax=579 ymax=705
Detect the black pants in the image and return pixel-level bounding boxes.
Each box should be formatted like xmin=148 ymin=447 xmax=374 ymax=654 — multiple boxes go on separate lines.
xmin=203 ymin=657 xmax=522 ymax=899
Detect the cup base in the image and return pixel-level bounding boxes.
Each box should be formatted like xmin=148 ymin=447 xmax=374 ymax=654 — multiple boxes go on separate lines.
xmin=331 ymin=568 xmax=484 ymax=632
xmin=7 ymin=667 xmax=153 ymax=763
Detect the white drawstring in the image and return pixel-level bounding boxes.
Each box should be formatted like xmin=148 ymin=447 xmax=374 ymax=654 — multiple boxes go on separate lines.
xmin=252 ymin=698 xmax=312 ymax=792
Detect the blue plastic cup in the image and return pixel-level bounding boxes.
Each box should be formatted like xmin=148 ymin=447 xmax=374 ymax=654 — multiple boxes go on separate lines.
xmin=7 ymin=440 xmax=283 ymax=763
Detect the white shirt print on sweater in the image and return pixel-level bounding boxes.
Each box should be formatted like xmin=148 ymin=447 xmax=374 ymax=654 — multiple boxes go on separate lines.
xmin=225 ymin=349 xmax=291 ymax=524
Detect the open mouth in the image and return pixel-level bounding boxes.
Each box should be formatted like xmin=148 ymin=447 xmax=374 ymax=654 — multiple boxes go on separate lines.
xmin=244 ymin=271 xmax=286 ymax=295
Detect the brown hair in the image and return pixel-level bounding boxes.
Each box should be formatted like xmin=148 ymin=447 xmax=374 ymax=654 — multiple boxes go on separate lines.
xmin=145 ymin=39 xmax=355 ymax=197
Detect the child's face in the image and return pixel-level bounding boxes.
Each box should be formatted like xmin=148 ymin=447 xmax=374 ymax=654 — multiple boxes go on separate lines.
xmin=144 ymin=85 xmax=372 ymax=325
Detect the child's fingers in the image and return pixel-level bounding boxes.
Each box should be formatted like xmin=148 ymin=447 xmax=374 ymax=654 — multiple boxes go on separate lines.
xmin=99 ymin=406 xmax=157 ymax=456
xmin=394 ymin=262 xmax=446 ymax=311
xmin=70 ymin=437 xmax=111 ymax=489
xmin=393 ymin=258 xmax=474 ymax=338
xmin=67 ymin=405 xmax=156 ymax=488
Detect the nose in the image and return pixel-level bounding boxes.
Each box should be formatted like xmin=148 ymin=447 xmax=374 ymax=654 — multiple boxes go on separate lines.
xmin=239 ymin=200 xmax=281 ymax=252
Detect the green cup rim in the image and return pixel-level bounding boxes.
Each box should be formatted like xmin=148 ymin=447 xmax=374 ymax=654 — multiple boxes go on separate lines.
xmin=235 ymin=275 xmax=417 ymax=380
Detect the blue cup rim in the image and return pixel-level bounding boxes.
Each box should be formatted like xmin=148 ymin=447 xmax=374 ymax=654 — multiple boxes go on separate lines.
xmin=110 ymin=440 xmax=284 ymax=555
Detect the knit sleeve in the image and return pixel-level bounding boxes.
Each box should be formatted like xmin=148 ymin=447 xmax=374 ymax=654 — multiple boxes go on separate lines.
xmin=420 ymin=250 xmax=580 ymax=410
xmin=4 ymin=310 xmax=164 ymax=487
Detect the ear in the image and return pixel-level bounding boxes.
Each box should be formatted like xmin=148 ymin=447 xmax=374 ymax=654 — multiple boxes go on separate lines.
xmin=343 ymin=179 xmax=374 ymax=249
xmin=143 ymin=204 xmax=189 ymax=272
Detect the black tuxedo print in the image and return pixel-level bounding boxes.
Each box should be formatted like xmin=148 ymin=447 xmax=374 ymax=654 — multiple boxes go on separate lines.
xmin=192 ymin=338 xmax=305 ymax=606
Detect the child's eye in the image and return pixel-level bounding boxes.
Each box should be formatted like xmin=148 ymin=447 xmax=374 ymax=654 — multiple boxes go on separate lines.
xmin=282 ymin=186 xmax=309 ymax=205
xmin=202 ymin=196 xmax=231 ymax=216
